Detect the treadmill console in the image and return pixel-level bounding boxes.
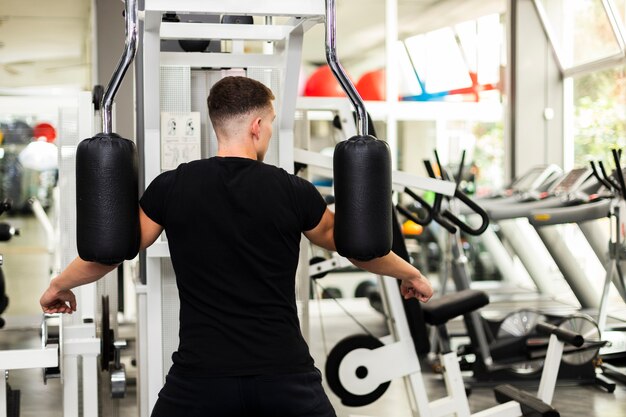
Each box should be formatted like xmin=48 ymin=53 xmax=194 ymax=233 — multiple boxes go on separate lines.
xmin=510 ymin=165 xmax=562 ymax=193
xmin=549 ymin=167 xmax=592 ymax=195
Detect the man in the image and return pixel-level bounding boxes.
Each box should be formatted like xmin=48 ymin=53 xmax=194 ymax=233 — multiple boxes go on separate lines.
xmin=40 ymin=76 xmax=433 ymax=416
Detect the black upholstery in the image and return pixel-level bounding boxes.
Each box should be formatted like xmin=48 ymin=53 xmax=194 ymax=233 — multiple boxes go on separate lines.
xmin=421 ymin=289 xmax=489 ymax=326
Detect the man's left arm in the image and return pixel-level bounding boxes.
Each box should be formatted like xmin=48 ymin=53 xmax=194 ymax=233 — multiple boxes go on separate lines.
xmin=304 ymin=207 xmax=432 ymax=302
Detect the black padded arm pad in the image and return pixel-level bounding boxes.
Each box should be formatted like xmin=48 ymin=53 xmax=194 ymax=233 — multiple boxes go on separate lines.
xmin=76 ymin=133 xmax=140 ymax=265
xmin=333 ymin=135 xmax=392 ymax=261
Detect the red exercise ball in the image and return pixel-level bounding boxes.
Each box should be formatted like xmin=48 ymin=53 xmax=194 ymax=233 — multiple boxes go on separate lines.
xmin=304 ymin=65 xmax=349 ymax=97
xmin=33 ymin=122 xmax=57 ymax=143
xmin=356 ymin=69 xmax=386 ymax=101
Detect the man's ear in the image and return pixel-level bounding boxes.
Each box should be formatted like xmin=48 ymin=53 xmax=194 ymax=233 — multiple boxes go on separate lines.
xmin=250 ymin=117 xmax=262 ymax=139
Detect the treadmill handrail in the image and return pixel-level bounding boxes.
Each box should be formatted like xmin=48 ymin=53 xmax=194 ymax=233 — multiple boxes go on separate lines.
xmin=423 ymin=155 xmax=488 ymax=235
xmin=528 ymin=198 xmax=611 ymax=227
xmin=612 ymin=148 xmax=626 ymax=198
xmin=398 ymin=187 xmax=434 ymax=226
xmin=441 ymin=190 xmax=490 ymax=236
xmin=598 ymin=161 xmax=621 ymax=192
xmin=590 ymin=161 xmax=614 ymax=191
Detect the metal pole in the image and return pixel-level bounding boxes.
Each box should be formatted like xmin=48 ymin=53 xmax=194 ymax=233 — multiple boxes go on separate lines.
xmin=102 ymin=0 xmax=139 ymax=134
xmin=324 ymin=0 xmax=368 ymax=136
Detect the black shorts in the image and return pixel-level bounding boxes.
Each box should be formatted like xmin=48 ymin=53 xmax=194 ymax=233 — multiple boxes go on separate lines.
xmin=151 ymin=369 xmax=337 ymax=417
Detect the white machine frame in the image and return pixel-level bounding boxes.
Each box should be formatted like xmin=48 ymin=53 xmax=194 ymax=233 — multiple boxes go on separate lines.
xmin=137 ymin=2 xmax=326 ymax=415
xmin=135 ymin=2 xmax=457 ymax=417
xmin=0 ymin=91 xmax=103 ymax=417
xmin=335 ymin=274 xmax=574 ymax=417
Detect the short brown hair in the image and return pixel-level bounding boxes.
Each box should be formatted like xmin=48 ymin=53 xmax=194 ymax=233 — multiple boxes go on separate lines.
xmin=207 ymin=76 xmax=275 ymax=130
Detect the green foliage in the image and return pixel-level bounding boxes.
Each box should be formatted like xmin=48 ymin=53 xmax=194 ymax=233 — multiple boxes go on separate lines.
xmin=472 ymin=121 xmax=504 ymax=192
xmin=573 ymin=66 xmax=626 ymax=167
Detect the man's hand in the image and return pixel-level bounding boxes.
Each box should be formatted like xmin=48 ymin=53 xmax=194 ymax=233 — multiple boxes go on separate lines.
xmin=400 ymin=272 xmax=433 ymax=303
xmin=40 ymin=282 xmax=76 ymax=314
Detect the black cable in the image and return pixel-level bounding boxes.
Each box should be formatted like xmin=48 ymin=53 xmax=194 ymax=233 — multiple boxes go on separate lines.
xmin=313 ymin=280 xmax=378 ymax=338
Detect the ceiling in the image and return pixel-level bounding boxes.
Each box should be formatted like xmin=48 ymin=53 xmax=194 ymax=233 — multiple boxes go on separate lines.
xmin=302 ymin=0 xmax=506 ymax=70
xmin=0 ymin=0 xmax=505 ymax=91
xmin=0 ymin=0 xmax=93 ymax=91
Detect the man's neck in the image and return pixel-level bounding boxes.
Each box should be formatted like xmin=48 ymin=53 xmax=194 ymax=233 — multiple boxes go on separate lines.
xmin=216 ymin=143 xmax=258 ymax=160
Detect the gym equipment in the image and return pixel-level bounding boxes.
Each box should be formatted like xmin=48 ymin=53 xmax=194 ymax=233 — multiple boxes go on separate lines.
xmin=3 ymin=121 xmax=33 ymax=145
xmin=529 ymin=151 xmax=626 ymax=384
xmin=326 ymin=0 xmax=392 ymax=261
xmin=356 ymin=69 xmax=386 ymax=101
xmin=0 ymin=200 xmax=12 ymax=330
xmin=91 ymin=85 xmax=104 ymax=111
xmin=33 ymin=122 xmax=57 ymax=143
xmin=326 ymin=284 xmax=590 ymax=415
xmin=354 ymin=279 xmax=377 ymax=298
xmin=138 ymin=3 xmax=334 ymax=413
xmin=177 ymin=13 xmax=211 ymax=52
xmin=304 ymin=65 xmax=350 ymax=97
xmin=0 ymin=302 xmax=59 ymax=417
xmin=76 ymin=0 xmax=140 ymax=265
xmin=41 ymin=314 xmax=62 ymax=384
xmin=100 ymin=295 xmax=128 ymax=398
xmin=418 ymin=156 xmax=615 ymax=390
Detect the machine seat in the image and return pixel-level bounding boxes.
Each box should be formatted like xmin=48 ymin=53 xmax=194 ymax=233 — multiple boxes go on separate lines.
xmin=421 ymin=289 xmax=489 ymax=326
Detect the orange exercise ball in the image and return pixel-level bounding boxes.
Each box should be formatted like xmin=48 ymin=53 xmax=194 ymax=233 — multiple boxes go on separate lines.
xmin=402 ymin=220 xmax=423 ymax=236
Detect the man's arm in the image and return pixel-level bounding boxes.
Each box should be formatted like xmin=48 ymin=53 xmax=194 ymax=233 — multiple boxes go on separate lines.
xmin=304 ymin=208 xmax=433 ymax=302
xmin=40 ymin=207 xmax=164 ymax=313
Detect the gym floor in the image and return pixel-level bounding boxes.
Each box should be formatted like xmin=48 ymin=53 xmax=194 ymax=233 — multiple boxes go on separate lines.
xmin=1 ymin=215 xmax=626 ymax=417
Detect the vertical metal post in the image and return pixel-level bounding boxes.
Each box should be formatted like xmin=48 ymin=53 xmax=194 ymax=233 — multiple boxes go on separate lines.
xmin=0 ymin=371 xmax=6 ymax=417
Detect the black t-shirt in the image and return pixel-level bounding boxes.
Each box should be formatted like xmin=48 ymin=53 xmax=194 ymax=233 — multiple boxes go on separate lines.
xmin=140 ymin=157 xmax=326 ymax=377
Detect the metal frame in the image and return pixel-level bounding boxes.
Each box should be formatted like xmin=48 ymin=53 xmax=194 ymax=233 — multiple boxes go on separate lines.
xmin=335 ymin=272 xmax=570 ymax=417
xmin=144 ymin=0 xmax=325 ymax=16
xmin=3 ymin=91 xmax=104 ymax=417
xmin=0 ymin=345 xmax=59 ymax=417
xmin=137 ymin=3 xmax=325 ymax=414
xmin=293 ymin=148 xmax=456 ymax=196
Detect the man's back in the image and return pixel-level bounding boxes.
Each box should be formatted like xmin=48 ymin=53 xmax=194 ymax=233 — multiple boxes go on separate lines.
xmin=140 ymin=157 xmax=326 ymax=376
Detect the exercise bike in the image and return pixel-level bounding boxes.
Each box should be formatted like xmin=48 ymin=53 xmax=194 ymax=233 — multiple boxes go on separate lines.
xmin=324 ymin=238 xmax=594 ymax=416
xmin=392 ymin=154 xmax=616 ymax=395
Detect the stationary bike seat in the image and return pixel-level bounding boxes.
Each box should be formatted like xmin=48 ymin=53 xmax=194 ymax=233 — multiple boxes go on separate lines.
xmin=421 ymin=289 xmax=489 ymax=326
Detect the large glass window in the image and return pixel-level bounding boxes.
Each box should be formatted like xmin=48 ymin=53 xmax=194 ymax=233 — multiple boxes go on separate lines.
xmin=572 ymin=66 xmax=626 ymax=166
xmin=397 ymin=12 xmax=506 ymax=194
xmin=402 ymin=13 xmax=504 ymax=102
xmin=536 ymin=0 xmax=624 ymax=69
xmin=610 ymin=0 xmax=626 ymax=27
xmin=405 ymin=28 xmax=473 ymax=93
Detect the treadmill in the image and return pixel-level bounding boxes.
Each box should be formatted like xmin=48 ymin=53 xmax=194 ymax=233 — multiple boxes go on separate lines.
xmin=459 ymin=166 xmax=565 ymax=291
xmin=485 ymin=167 xmax=598 ymax=303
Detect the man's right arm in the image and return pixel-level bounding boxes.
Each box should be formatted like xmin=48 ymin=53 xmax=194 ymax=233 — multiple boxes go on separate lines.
xmin=40 ymin=207 xmax=164 ymax=314
xmin=303 ymin=208 xmax=433 ymax=302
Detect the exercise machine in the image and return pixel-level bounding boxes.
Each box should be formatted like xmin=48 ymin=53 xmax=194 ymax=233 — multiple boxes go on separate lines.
xmin=0 ymin=200 xmax=17 ymax=330
xmin=528 ymin=150 xmax=626 ymax=384
xmin=411 ymin=156 xmax=614 ymax=391
xmin=325 ymin=277 xmax=592 ymax=416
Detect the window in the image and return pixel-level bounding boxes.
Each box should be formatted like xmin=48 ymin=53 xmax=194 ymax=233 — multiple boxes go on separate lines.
xmin=536 ymin=0 xmax=624 ymax=70
xmin=402 ymin=14 xmax=504 ymax=102
xmin=404 ymin=28 xmax=473 ymax=93
xmin=572 ymin=66 xmax=626 ymax=167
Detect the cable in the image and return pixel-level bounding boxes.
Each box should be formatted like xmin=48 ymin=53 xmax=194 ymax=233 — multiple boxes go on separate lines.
xmin=313 ymin=280 xmax=377 ymax=338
